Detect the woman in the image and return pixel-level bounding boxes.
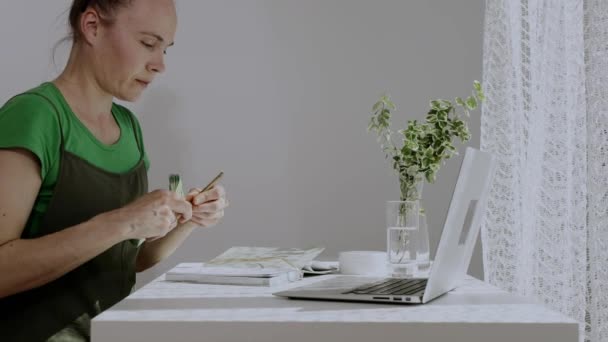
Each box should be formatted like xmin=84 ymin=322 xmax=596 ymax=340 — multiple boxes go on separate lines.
xmin=0 ymin=0 xmax=228 ymax=340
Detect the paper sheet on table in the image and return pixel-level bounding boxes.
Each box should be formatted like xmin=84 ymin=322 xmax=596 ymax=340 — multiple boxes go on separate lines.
xmin=205 ymin=246 xmax=325 ymax=271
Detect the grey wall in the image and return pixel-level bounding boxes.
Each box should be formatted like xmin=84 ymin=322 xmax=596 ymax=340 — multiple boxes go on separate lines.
xmin=0 ymin=0 xmax=485 ymax=288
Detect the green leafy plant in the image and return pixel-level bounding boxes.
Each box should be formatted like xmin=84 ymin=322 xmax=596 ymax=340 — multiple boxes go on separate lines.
xmin=368 ymin=81 xmax=485 ymax=202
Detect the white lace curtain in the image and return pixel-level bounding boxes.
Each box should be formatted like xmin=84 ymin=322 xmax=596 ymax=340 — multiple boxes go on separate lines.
xmin=481 ymin=0 xmax=608 ymax=341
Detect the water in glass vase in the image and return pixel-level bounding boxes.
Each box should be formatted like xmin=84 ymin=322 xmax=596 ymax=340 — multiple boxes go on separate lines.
xmin=387 ymin=226 xmax=422 ymax=277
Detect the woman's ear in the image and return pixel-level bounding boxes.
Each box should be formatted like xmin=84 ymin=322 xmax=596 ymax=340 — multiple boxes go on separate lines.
xmin=79 ymin=8 xmax=101 ymax=45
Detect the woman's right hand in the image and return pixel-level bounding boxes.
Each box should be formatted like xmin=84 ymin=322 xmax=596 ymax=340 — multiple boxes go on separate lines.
xmin=92 ymin=190 xmax=193 ymax=240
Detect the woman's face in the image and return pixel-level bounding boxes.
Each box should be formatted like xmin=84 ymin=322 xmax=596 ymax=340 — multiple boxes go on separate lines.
xmin=91 ymin=0 xmax=177 ymax=101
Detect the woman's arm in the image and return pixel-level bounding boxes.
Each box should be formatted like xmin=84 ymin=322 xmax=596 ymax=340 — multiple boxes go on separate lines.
xmin=0 ymin=148 xmax=131 ymax=298
xmin=0 ymin=148 xmax=193 ymax=298
xmin=135 ymin=221 xmax=197 ymax=272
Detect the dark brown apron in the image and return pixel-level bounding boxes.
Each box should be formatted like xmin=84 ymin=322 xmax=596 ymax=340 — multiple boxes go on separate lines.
xmin=0 ymin=92 xmax=148 ymax=341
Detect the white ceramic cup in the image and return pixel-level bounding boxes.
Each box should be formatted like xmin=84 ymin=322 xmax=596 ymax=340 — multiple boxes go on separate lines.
xmin=338 ymin=251 xmax=388 ymax=275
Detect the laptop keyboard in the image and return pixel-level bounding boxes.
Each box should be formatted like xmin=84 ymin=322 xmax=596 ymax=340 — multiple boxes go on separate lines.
xmin=345 ymin=278 xmax=427 ymax=296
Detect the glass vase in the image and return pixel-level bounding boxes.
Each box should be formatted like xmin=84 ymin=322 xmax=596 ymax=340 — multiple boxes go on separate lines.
xmin=386 ymin=200 xmax=430 ymax=278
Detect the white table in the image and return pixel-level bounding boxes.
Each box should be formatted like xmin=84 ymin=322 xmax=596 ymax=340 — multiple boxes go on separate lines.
xmin=92 ymin=263 xmax=579 ymax=342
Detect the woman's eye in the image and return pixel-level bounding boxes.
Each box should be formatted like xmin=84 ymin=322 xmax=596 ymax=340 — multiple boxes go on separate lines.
xmin=141 ymin=41 xmax=155 ymax=49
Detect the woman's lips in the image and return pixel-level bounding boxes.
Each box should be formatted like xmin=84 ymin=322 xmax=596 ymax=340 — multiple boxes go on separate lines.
xmin=136 ymin=79 xmax=150 ymax=87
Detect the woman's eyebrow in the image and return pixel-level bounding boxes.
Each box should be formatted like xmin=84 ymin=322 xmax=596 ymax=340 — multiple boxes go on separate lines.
xmin=139 ymin=31 xmax=175 ymax=47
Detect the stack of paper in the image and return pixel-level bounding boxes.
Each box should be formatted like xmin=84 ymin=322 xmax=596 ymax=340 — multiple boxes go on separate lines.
xmin=165 ymin=247 xmax=325 ymax=286
xmin=166 ymin=263 xmax=301 ymax=286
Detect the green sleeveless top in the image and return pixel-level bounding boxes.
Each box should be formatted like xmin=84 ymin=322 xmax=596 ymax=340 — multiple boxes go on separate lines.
xmin=0 ymin=82 xmax=150 ymax=237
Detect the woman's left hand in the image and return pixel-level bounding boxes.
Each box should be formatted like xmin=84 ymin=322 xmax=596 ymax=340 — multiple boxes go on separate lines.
xmin=185 ymin=184 xmax=229 ymax=228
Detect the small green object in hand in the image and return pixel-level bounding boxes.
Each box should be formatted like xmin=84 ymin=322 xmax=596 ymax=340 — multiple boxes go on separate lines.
xmin=169 ymin=174 xmax=184 ymax=198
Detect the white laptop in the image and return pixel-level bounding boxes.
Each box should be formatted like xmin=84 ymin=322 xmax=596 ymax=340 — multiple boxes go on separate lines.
xmin=273 ymin=147 xmax=497 ymax=304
